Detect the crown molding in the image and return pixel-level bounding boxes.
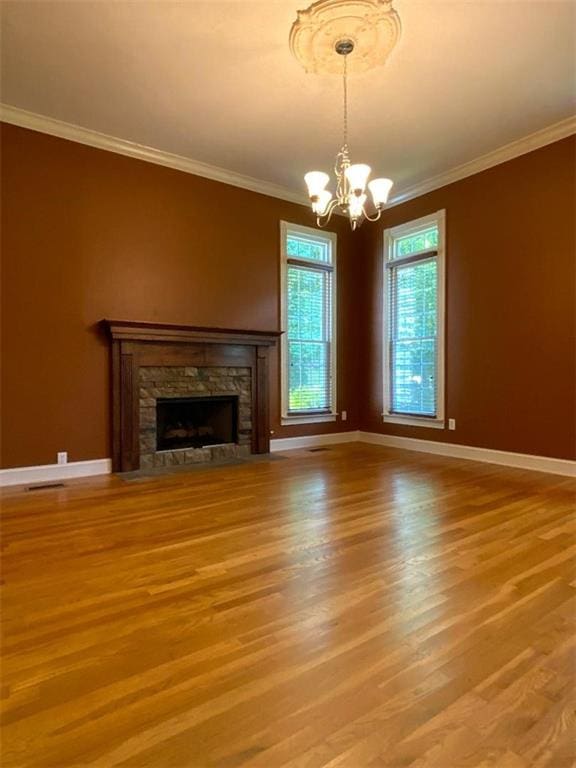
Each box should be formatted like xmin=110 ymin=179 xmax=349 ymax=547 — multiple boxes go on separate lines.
xmin=387 ymin=114 xmax=576 ymax=207
xmin=1 ymin=103 xmax=575 ymax=210
xmin=0 ymin=103 xmax=309 ymax=207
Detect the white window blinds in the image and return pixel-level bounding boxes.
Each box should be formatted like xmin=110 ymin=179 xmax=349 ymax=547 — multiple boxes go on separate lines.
xmin=281 ymin=224 xmax=336 ymax=420
xmin=384 ymin=212 xmax=445 ymax=426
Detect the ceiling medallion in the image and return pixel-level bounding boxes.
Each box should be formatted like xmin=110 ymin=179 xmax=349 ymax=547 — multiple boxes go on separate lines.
xmin=291 ymin=1 xmax=401 ymax=230
xmin=289 ymin=0 xmax=401 ymax=75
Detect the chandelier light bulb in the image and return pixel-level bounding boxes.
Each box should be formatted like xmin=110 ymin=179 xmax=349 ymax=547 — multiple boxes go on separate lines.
xmin=348 ymin=193 xmax=367 ymax=219
xmin=312 ymin=190 xmax=333 ymax=215
xmin=368 ymin=178 xmax=394 ymax=206
xmin=345 ymin=164 xmax=371 ymax=194
xmin=304 ymin=171 xmax=330 ymax=198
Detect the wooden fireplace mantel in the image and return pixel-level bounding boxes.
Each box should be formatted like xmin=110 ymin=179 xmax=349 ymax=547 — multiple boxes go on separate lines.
xmin=104 ymin=319 xmax=281 ymax=347
xmin=102 ymin=320 xmax=281 ymax=472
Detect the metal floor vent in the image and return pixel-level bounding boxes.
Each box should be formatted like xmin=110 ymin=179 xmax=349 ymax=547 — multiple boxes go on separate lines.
xmin=308 ymin=447 xmax=331 ymax=452
xmin=27 ymin=482 xmax=66 ymax=491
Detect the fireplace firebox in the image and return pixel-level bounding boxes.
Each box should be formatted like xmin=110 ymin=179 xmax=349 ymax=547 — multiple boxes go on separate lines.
xmin=156 ymin=396 xmax=238 ymax=451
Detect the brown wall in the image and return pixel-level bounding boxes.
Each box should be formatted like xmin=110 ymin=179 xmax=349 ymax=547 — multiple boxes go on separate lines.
xmin=1 ymin=124 xmax=360 ymax=468
xmin=358 ymin=136 xmax=576 ymax=460
xmin=2 ymin=125 xmax=574 ymax=468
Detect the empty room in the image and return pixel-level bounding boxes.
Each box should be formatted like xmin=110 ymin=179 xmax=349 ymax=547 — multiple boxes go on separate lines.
xmin=1 ymin=1 xmax=575 ymax=766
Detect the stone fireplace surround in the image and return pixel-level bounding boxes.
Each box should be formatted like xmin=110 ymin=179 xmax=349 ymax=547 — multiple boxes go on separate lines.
xmin=103 ymin=321 xmax=280 ymax=472
xmin=139 ymin=365 xmax=252 ymax=468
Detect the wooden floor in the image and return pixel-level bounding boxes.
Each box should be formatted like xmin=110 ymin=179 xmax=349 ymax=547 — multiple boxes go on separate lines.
xmin=1 ymin=444 xmax=575 ymax=768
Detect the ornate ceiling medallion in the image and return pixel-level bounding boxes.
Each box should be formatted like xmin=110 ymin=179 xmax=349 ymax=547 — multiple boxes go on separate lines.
xmin=289 ymin=0 xmax=401 ymax=75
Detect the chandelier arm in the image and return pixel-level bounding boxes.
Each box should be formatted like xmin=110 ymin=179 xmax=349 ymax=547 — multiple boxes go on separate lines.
xmin=314 ymin=196 xmax=340 ymax=227
xmin=316 ymin=205 xmax=336 ymax=228
xmin=362 ymin=205 xmax=384 ymax=222
xmin=329 ymin=196 xmax=341 ymax=213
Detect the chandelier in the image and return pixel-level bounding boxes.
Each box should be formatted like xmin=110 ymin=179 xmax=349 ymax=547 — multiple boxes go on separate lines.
xmin=304 ymin=38 xmax=393 ymax=230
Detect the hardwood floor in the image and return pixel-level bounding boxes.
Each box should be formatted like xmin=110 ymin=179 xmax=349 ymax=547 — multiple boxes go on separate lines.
xmin=1 ymin=443 xmax=575 ymax=768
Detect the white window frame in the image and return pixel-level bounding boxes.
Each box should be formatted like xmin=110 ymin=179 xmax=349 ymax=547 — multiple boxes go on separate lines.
xmin=280 ymin=221 xmax=338 ymax=425
xmin=382 ymin=210 xmax=446 ymax=429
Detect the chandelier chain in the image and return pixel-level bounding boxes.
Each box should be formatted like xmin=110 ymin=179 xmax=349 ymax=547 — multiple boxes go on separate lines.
xmin=342 ymin=53 xmax=348 ymax=148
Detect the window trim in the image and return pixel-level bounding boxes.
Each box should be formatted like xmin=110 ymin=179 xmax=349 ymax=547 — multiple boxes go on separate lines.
xmin=280 ymin=221 xmax=338 ymax=425
xmin=382 ymin=210 xmax=446 ymax=429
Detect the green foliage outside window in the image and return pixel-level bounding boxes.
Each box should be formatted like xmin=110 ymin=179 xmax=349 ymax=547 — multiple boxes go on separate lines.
xmin=287 ymin=234 xmax=332 ymax=412
xmin=395 ymin=227 xmax=438 ymax=258
xmin=286 ymin=235 xmax=330 ymax=263
xmin=391 ymin=253 xmax=438 ymax=416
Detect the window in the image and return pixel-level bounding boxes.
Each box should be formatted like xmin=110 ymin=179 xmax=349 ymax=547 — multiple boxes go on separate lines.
xmin=280 ymin=222 xmax=337 ymax=425
xmin=383 ymin=211 xmax=445 ymax=428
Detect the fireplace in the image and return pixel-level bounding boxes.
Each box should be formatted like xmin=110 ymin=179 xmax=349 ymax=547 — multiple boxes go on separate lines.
xmin=138 ymin=366 xmax=251 ymax=467
xmin=156 ymin=395 xmax=238 ymax=451
xmin=103 ymin=320 xmax=280 ymax=472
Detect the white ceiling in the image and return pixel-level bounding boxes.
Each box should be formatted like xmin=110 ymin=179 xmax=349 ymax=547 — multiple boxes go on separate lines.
xmin=1 ymin=0 xmax=575 ymax=199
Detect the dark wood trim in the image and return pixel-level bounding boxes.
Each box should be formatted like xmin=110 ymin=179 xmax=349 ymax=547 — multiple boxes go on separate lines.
xmin=103 ymin=321 xmax=281 ymax=472
xmin=111 ymin=342 xmax=122 ymax=471
xmin=287 ymin=257 xmax=334 ymax=272
xmin=287 ymin=409 xmax=333 ymax=417
xmin=255 ymin=347 xmax=270 ymax=454
xmin=103 ymin=320 xmax=280 ymax=347
xmin=385 ymin=250 xmax=438 ymax=268
xmin=120 ymin=352 xmax=134 ymax=471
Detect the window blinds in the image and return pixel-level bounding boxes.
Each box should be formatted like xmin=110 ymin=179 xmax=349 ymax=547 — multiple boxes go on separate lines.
xmin=286 ymin=233 xmax=334 ymax=413
xmin=387 ymin=229 xmax=439 ymax=417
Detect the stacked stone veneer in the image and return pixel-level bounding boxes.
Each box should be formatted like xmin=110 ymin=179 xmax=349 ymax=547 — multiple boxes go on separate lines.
xmin=139 ymin=366 xmax=252 ymax=468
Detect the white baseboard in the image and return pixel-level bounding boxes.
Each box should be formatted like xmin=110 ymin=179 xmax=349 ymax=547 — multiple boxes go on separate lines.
xmin=358 ymin=432 xmax=576 ymax=477
xmin=0 ymin=458 xmax=112 ymax=488
xmin=2 ymin=432 xmax=573 ymax=486
xmin=270 ymin=431 xmax=360 ymax=452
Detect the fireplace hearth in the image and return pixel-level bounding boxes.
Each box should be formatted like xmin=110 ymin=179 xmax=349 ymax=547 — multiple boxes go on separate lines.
xmin=156 ymin=396 xmax=238 ymax=451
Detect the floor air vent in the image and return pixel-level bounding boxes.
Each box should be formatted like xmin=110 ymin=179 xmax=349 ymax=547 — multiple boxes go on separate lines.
xmin=27 ymin=483 xmax=66 ymax=491
xmin=308 ymin=447 xmax=331 ymax=452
